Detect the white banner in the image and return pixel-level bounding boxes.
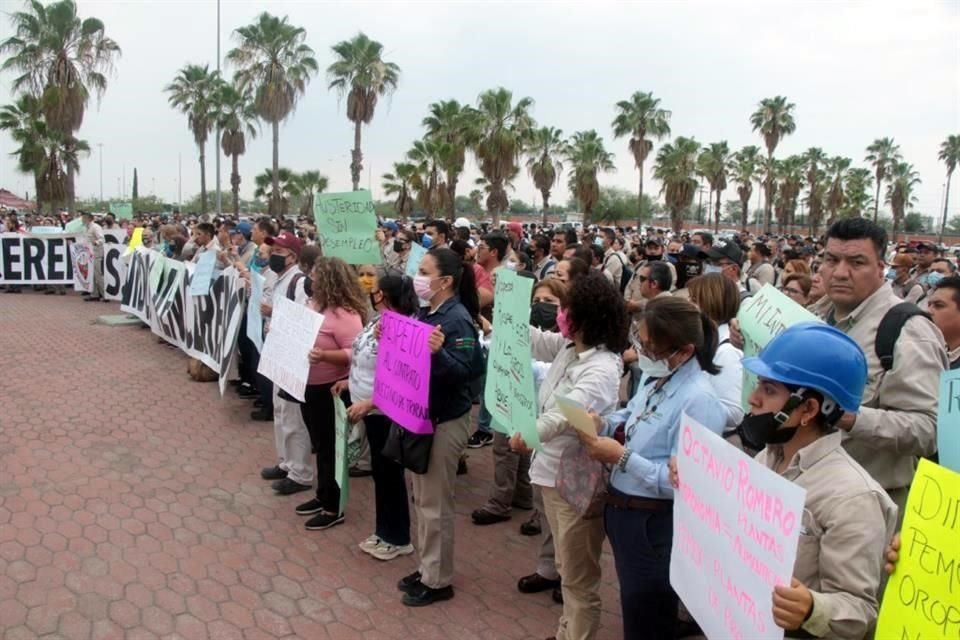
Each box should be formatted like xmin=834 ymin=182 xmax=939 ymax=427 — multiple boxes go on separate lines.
xmin=70 ymin=242 xmax=95 ymax=293
xmin=670 ymin=413 xmax=806 ymax=640
xmin=257 ymin=296 xmax=324 ymax=402
xmin=102 ymin=243 xmax=128 ymax=301
xmin=0 ymin=232 xmax=77 ymax=284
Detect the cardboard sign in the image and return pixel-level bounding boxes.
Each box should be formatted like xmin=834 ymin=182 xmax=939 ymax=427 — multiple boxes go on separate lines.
xmin=937 ymin=369 xmax=960 ymax=473
xmin=189 ymin=251 xmax=216 ymax=296
xmin=405 ymin=242 xmax=428 ymax=278
xmin=313 ymin=190 xmax=381 ymax=265
xmin=671 ymin=413 xmax=807 ymax=640
xmin=373 ymin=310 xmax=433 ymax=434
xmin=109 ymin=202 xmax=133 ymax=220
xmin=257 ymin=297 xmax=325 ymax=402
xmin=334 ymin=396 xmax=350 ymax=516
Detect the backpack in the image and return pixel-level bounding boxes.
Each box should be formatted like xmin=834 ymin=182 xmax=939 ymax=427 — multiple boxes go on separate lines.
xmin=604 ymin=252 xmax=633 ymax=294
xmin=875 ymin=302 xmax=932 ymax=372
xmin=286 ymin=272 xmax=305 ymax=302
xmin=538 ymin=258 xmax=557 ymax=281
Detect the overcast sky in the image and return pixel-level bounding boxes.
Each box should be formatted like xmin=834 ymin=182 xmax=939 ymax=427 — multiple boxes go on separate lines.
xmin=1 ymin=0 xmax=958 ymax=220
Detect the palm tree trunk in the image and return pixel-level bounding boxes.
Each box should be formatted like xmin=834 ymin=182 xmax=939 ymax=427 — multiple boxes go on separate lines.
xmin=231 ymin=153 xmax=241 ymax=216
xmin=66 ymin=162 xmax=76 ymax=215
xmin=764 ymin=151 xmax=773 ymax=234
xmin=637 ymin=166 xmax=644 ymax=229
xmin=740 ymin=197 xmax=748 ymax=233
xmin=873 ymin=179 xmax=881 ymax=223
xmin=714 ymin=189 xmax=722 ymax=233
xmin=541 ymin=189 xmax=550 ymax=227
xmin=939 ymin=170 xmax=953 ymax=242
xmin=199 ymin=143 xmax=207 ymax=216
xmin=272 ymin=120 xmax=280 ymax=214
xmin=351 ymin=121 xmax=363 ymax=192
xmin=446 ymin=175 xmax=457 ymax=222
xmin=34 ymin=174 xmax=43 ymax=221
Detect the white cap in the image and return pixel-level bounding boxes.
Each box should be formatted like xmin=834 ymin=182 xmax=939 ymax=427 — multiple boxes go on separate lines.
xmin=454 ymin=217 xmax=471 ymax=229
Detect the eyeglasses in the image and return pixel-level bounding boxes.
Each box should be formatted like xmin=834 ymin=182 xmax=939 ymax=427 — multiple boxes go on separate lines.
xmin=782 ymin=287 xmax=804 ymax=297
xmin=635 ymin=275 xmax=649 ymax=283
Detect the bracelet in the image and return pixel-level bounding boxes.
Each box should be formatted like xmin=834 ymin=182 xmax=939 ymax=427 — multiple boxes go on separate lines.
xmin=617 ymin=447 xmax=632 ymax=472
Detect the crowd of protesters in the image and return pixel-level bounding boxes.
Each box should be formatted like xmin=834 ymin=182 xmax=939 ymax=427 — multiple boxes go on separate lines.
xmin=3 ymin=204 xmax=959 ymax=639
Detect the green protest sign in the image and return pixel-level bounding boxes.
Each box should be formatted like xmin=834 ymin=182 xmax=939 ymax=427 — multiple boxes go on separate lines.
xmin=737 ymin=284 xmax=823 ymax=409
xmin=148 ymin=253 xmax=166 ymax=293
xmin=110 ymin=202 xmax=133 ymax=220
xmin=64 ymin=217 xmax=84 ymax=233
xmin=484 ymin=269 xmax=541 ymax=451
xmin=313 ymin=190 xmax=381 ymax=265
xmin=333 ymin=395 xmax=350 ymax=516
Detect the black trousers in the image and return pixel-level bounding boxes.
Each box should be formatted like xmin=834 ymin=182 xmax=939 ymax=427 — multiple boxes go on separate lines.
xmin=365 ymin=415 xmax=411 ymax=546
xmin=300 ymin=382 xmax=343 ymax=513
xmin=236 ymin=315 xmax=258 ymax=385
xmin=604 ymin=491 xmax=676 ymax=640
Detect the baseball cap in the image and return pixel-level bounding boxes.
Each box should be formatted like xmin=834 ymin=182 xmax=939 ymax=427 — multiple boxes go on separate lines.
xmin=507 ymin=222 xmax=523 ymax=235
xmin=232 ymin=222 xmax=253 ymax=239
xmin=383 ymin=221 xmax=399 ymax=232
xmin=701 ymin=241 xmax=744 ymax=265
xmin=644 ymin=238 xmax=663 ymax=247
xmin=912 ymin=241 xmax=938 ymax=252
xmin=265 ymin=231 xmax=301 ymax=256
xmin=454 ymin=217 xmax=471 ymax=230
xmin=679 ymin=243 xmax=701 ymax=258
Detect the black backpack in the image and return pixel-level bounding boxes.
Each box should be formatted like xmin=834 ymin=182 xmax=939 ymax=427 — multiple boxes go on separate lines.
xmin=605 ymin=252 xmax=633 ymax=294
xmin=875 ymin=302 xmax=932 ymax=372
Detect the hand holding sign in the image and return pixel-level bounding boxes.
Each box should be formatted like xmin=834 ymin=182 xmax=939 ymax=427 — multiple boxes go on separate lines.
xmin=427 ymin=325 xmax=445 ymax=354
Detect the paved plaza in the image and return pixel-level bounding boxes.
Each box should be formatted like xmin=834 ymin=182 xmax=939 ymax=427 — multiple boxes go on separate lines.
xmin=0 ymin=293 xmax=622 ymax=639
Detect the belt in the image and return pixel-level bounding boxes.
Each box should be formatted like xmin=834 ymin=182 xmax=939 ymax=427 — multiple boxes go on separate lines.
xmin=604 ymin=494 xmax=673 ymax=511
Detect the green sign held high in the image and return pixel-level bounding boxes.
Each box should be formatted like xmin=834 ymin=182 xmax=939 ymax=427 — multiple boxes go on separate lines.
xmin=313 ymin=190 xmax=381 ymax=265
xmin=109 ymin=202 xmax=133 ymax=220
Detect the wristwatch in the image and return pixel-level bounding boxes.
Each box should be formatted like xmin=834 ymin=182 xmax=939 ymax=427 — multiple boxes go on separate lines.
xmin=617 ymin=447 xmax=632 ymax=472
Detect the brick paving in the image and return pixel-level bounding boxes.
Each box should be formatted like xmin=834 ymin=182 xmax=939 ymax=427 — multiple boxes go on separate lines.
xmin=0 ymin=292 xmax=623 ymax=640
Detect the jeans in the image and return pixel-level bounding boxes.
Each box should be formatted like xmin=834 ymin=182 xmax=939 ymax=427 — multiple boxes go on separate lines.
xmin=604 ymin=490 xmax=676 ymax=640
xmin=364 ymin=414 xmax=410 ymax=546
xmin=299 ymin=382 xmax=343 ymax=513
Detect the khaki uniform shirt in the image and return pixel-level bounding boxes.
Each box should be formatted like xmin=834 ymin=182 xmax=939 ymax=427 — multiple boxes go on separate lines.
xmin=891 ymin=278 xmax=924 ymax=305
xmin=758 ymin=433 xmax=897 ymax=640
xmin=817 ymin=282 xmax=947 ymax=491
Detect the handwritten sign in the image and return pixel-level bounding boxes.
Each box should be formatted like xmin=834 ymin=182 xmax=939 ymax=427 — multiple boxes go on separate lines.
xmin=373 ymin=310 xmax=433 ymax=434
xmin=405 ymin=242 xmax=429 ymax=278
xmin=69 ymin=242 xmax=94 ymax=293
xmin=189 ymin=251 xmax=216 ymax=296
xmin=64 ymin=217 xmax=84 ymax=234
xmin=737 ymin=284 xmax=822 ymax=409
xmin=109 ymin=202 xmax=133 ymax=220
xmin=257 ymin=297 xmax=325 ymax=402
xmin=938 ymin=369 xmax=960 ymax=472
xmin=671 ymin=413 xmax=806 ymax=640
xmin=334 ymin=396 xmax=350 ymax=516
xmin=313 ymin=190 xmax=381 ymax=265
xmin=876 ymin=459 xmax=960 ymax=639
xmin=246 ymin=270 xmax=266 ymax=352
xmin=148 ymin=253 xmax=166 ymax=293
xmin=484 ymin=269 xmax=541 ymax=449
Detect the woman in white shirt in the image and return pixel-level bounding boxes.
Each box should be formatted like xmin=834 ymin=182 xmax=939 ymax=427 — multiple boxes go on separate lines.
xmin=687 ymin=273 xmax=745 ymax=432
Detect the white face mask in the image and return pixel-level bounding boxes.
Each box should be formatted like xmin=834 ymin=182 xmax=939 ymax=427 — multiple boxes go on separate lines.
xmin=704 ymin=264 xmax=724 ymax=275
xmin=635 ymin=353 xmax=673 ymax=378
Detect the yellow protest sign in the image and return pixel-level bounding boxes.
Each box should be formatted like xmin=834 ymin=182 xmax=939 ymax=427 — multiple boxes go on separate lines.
xmin=128 ymin=227 xmax=144 ymax=252
xmin=876 ymin=459 xmax=960 ymax=639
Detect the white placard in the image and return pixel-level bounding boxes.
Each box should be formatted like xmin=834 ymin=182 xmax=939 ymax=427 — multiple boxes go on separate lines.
xmin=257 ymin=296 xmax=324 ymax=402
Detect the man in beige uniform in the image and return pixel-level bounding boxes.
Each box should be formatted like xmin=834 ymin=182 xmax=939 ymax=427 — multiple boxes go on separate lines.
xmin=815 ymin=218 xmax=946 ymax=513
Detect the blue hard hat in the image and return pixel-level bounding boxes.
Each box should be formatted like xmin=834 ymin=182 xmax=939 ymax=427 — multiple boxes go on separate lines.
xmin=742 ymin=322 xmax=867 ymax=414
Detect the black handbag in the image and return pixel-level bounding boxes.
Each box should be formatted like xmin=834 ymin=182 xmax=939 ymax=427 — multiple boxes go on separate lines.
xmin=381 ymin=422 xmax=434 ymax=474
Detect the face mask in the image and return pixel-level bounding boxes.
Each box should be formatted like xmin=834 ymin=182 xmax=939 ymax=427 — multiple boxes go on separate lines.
xmin=268 ymin=254 xmax=288 ymax=274
xmin=885 ymin=269 xmax=896 ymax=281
xmin=393 ymin=240 xmax=405 ymax=253
xmin=358 ymin=275 xmax=376 ymax=294
xmin=704 ymin=264 xmax=724 ymax=275
xmin=303 ymin=277 xmax=314 ymax=298
xmin=737 ymin=413 xmax=798 ymax=451
xmin=684 ymin=261 xmax=703 ymax=278
xmin=635 ymin=351 xmax=677 ymax=379
xmin=530 ymin=301 xmax=559 ymax=331
xmin=923 ymin=272 xmax=944 ymax=288
xmin=413 ymin=275 xmax=435 ymax=301
xmin=644 ymin=253 xmax=661 ymax=261
xmin=668 ymin=252 xmax=681 ymax=262
xmin=556 ymin=307 xmax=572 ymax=339
xmin=254 ymin=255 xmax=268 ymax=268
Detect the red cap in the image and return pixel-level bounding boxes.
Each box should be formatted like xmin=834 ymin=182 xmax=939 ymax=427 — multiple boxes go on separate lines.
xmin=265 ymin=231 xmax=301 ymax=256
xmin=507 ymin=222 xmax=523 ymax=235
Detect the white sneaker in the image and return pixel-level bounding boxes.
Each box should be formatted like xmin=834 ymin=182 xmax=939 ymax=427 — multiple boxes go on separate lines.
xmin=369 ymin=542 xmax=415 ymax=561
xmin=358 ymin=535 xmax=381 ymax=554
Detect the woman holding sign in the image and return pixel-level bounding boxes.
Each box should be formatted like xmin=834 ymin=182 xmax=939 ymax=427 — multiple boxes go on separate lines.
xmin=734 ymin=323 xmax=897 ymax=639
xmin=396 ymin=247 xmax=484 ymax=607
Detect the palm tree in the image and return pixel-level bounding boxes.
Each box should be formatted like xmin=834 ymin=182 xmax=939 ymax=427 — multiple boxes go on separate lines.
xmin=823 ymin=156 xmax=852 ymax=230
xmin=938 ymin=134 xmax=960 ymax=241
xmin=564 ymin=130 xmax=615 ymax=225
xmin=253 ymin=167 xmax=300 ymax=216
xmin=865 ymin=137 xmax=901 ymax=223
xmin=165 ymin=64 xmax=219 ymax=216
xmin=729 ymin=146 xmax=760 ymax=232
xmin=0 ymin=0 xmax=120 ymax=214
xmin=216 ymin=80 xmax=259 ymax=216
xmin=295 ymin=170 xmax=328 ymax=216
xmin=407 ymin=137 xmax=445 ymax=217
xmin=758 ymin=155 xmax=780 ymax=231
xmin=423 ymin=99 xmax=472 ymax=220
xmin=697 ymin=142 xmax=730 ymax=232
xmin=525 ymin=126 xmax=565 ymax=226
xmin=885 ymin=161 xmax=921 ymax=241
xmin=228 ymin=12 xmax=318 ymax=214
xmin=802 ymin=147 xmax=827 ymax=232
xmin=611 ymin=91 xmax=671 ymax=227
xmin=474 ymin=169 xmax=520 ymax=216
xmin=469 ymin=189 xmax=484 ymax=211
xmin=841 ymin=168 xmax=873 ymax=219
xmin=653 ymin=136 xmax=700 ymax=232
xmin=382 ymin=162 xmax=417 ymax=220
xmin=775 ymin=155 xmax=805 ymax=233
xmin=327 ymin=33 xmax=400 ymax=192
xmin=470 ymin=87 xmax=535 ymax=225
xmin=750 ymin=96 xmax=797 ymax=233
xmin=0 ymin=94 xmax=46 ymax=213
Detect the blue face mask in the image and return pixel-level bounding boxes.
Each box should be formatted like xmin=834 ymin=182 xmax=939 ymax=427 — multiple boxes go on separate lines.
xmin=885 ymin=268 xmax=896 ymax=281
xmin=923 ymin=272 xmax=944 ymax=288
xmin=704 ymin=264 xmax=724 ymax=275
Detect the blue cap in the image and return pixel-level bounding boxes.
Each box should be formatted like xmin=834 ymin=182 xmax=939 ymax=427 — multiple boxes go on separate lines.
xmin=384 ymin=221 xmax=399 ymax=232
xmin=232 ymin=222 xmax=253 ymax=240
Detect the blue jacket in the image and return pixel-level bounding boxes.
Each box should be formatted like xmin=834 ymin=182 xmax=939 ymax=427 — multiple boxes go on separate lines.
xmin=418 ymin=297 xmax=483 ymax=424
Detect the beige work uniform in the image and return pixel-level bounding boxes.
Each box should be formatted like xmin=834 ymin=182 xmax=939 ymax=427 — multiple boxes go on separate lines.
xmin=816 ymin=282 xmax=946 ymax=509
xmin=758 ymin=433 xmax=897 ymax=639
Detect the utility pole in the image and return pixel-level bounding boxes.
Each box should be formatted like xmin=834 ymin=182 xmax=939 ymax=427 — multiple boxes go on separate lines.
xmin=122 ymin=166 xmax=126 ymax=198
xmin=178 ymin=153 xmax=182 ymax=209
xmin=97 ymin=143 xmax=103 ymax=203
xmin=215 ymin=0 xmax=222 ymax=216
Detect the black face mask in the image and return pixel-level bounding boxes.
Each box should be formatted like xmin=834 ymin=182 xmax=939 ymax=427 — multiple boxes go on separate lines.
xmin=644 ymin=253 xmax=661 ymax=261
xmin=393 ymin=240 xmax=405 ymax=253
xmin=269 ymin=254 xmax=288 ymax=274
xmin=530 ymin=301 xmax=559 ymax=331
xmin=683 ymin=261 xmax=703 ymax=278
xmin=668 ymin=252 xmax=681 ymax=262
xmin=736 ymin=392 xmax=805 ymax=450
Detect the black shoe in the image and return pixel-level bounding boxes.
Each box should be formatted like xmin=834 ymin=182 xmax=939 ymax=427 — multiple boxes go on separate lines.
xmin=511 ymin=502 xmax=534 ymax=511
xmin=466 ymin=430 xmax=494 ymax=448
xmin=304 ymin=511 xmax=344 ymax=530
xmin=295 ymin=498 xmax=323 ymax=516
xmin=397 ymin=571 xmax=422 ymax=594
xmin=519 ymin=521 xmax=541 ymax=536
xmin=457 ymin=457 xmax=468 ymax=476
xmin=348 ymin=467 xmax=372 ymax=478
xmin=253 ymin=399 xmax=264 ymax=408
xmin=45 ymin=289 xmax=56 ymax=295
xmin=402 ymin=582 xmax=454 ymax=607
xmin=517 ymin=573 xmax=561 ymax=594
xmin=237 ymin=384 xmax=258 ymax=398
xmin=471 ymin=509 xmax=510 ymax=526
xmin=83 ymin=296 xmax=102 ymax=302
xmin=273 ymin=478 xmax=312 ymax=495
xmin=250 ymin=408 xmax=272 ymax=422
xmin=81 ymin=292 xmax=90 ymax=297
xmin=260 ymin=466 xmax=287 ymax=481
xmin=552 ymin=587 xmax=563 ymax=604
xmin=228 ymin=378 xmax=244 ymax=387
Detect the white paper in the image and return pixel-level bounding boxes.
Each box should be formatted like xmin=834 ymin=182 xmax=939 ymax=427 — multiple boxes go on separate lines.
xmin=257 ymin=297 xmax=324 ymax=402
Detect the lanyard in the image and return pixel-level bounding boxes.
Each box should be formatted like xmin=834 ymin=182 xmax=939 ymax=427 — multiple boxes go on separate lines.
xmin=626 ymin=373 xmax=674 ymax=442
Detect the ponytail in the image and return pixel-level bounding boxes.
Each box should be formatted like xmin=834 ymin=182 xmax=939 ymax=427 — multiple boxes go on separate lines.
xmin=429 ymin=247 xmax=480 ymax=323
xmin=696 ymin=312 xmax=720 ymax=375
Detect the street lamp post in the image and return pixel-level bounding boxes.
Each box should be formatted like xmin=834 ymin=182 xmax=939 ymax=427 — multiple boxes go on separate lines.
xmin=215 ymin=0 xmax=222 ymax=217
xmin=97 ymin=143 xmax=103 ymax=202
